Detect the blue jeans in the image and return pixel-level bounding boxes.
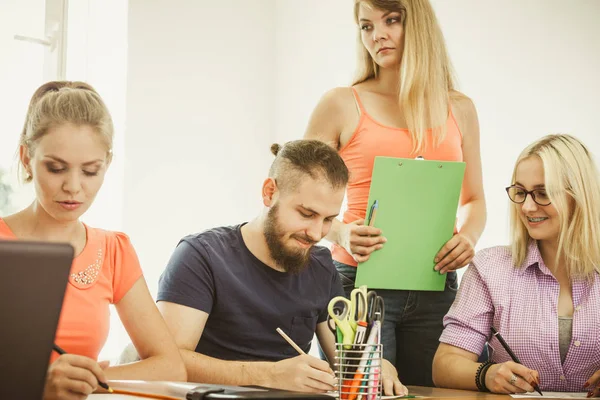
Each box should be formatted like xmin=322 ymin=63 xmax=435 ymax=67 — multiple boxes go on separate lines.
xmin=333 ymin=261 xmax=458 ymax=387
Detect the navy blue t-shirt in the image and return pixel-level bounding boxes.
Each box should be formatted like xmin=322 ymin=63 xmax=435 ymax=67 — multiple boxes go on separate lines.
xmin=157 ymin=224 xmax=344 ymax=361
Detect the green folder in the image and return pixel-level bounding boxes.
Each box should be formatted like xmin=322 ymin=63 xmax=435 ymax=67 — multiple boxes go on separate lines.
xmin=355 ymin=156 xmax=466 ymax=291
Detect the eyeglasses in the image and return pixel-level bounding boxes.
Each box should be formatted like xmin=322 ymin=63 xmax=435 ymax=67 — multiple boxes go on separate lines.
xmin=505 ymin=185 xmax=552 ymax=206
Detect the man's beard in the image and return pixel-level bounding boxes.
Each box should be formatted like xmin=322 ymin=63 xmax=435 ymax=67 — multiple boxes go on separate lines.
xmin=263 ymin=204 xmax=316 ymax=274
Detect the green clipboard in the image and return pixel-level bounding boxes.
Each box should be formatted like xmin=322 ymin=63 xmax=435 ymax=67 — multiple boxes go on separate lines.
xmin=354 ymin=156 xmax=466 ymax=291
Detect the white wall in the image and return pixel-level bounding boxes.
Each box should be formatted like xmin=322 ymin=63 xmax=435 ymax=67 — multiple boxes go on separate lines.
xmin=274 ymin=1 xmax=356 ymax=143
xmin=274 ymin=0 xmax=600 ymax=258
xmin=124 ymin=0 xmax=277 ymax=296
xmin=66 ymin=0 xmax=128 ymax=233
xmin=432 ymin=0 xmax=600 ymax=251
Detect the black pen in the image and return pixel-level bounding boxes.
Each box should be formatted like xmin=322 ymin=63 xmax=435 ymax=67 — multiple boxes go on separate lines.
xmin=52 ymin=343 xmax=113 ymax=393
xmin=490 ymin=327 xmax=543 ymax=396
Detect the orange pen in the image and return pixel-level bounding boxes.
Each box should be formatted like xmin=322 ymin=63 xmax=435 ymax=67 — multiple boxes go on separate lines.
xmin=347 ymin=321 xmax=381 ymax=400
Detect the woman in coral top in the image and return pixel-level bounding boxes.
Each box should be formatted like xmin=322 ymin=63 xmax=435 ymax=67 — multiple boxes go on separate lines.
xmin=0 ymin=81 xmax=186 ymax=400
xmin=303 ymin=0 xmax=486 ymax=386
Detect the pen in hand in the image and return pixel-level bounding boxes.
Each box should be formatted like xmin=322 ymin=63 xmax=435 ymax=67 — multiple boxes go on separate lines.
xmin=275 ymin=328 xmax=306 ymax=356
xmin=275 ymin=327 xmax=337 ymax=381
xmin=52 ymin=343 xmax=113 ymax=393
xmin=367 ymin=200 xmax=378 ymax=227
xmin=490 ymin=327 xmax=543 ymax=396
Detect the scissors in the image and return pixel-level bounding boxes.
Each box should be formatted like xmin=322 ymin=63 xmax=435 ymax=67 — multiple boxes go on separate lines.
xmin=327 ymin=296 xmax=356 ymax=348
xmin=366 ymin=290 xmax=385 ymax=324
xmin=327 ymin=304 xmax=345 ymax=343
xmin=349 ymin=287 xmax=368 ymax=331
xmin=328 ymin=287 xmax=369 ymax=347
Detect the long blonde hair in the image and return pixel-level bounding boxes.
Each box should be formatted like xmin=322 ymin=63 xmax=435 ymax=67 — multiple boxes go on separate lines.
xmin=509 ymin=134 xmax=600 ymax=278
xmin=353 ymin=0 xmax=456 ymax=154
xmin=19 ymin=81 xmax=114 ymax=182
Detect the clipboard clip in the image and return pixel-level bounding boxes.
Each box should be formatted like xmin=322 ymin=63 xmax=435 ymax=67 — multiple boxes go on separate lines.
xmin=414 ymin=155 xmax=443 ymax=168
xmin=400 ymin=155 xmax=424 ymax=166
xmin=399 ymin=156 xmax=442 ymax=168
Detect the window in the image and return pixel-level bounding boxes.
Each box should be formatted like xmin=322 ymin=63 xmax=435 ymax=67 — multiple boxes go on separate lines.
xmin=0 ymin=0 xmax=67 ymax=215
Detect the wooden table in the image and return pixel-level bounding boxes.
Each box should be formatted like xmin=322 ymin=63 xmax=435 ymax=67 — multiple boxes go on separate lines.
xmin=88 ymin=386 xmax=512 ymax=399
xmin=88 ymin=388 xmax=591 ymax=399
xmin=408 ymin=385 xmax=511 ymax=398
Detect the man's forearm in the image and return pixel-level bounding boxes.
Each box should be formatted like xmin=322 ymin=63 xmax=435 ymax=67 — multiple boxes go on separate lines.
xmin=181 ymin=349 xmax=272 ymax=386
xmin=105 ymin=354 xmax=186 ymax=382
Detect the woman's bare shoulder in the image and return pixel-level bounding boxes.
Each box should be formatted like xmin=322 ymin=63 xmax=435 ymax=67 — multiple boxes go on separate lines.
xmin=449 ymin=90 xmax=479 ymax=139
xmin=449 ymin=90 xmax=476 ymax=114
xmin=304 ymin=86 xmax=357 ymax=145
xmin=320 ymin=86 xmax=356 ymax=109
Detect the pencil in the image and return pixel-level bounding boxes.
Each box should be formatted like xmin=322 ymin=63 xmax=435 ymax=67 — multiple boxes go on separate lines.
xmin=52 ymin=343 xmax=113 ymax=393
xmin=490 ymin=328 xmax=543 ymax=396
xmin=112 ymin=388 xmax=180 ymax=400
xmin=276 ymin=327 xmax=306 ymax=355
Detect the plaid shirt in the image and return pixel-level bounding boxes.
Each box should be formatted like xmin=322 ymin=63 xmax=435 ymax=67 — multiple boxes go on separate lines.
xmin=440 ymin=242 xmax=600 ymax=392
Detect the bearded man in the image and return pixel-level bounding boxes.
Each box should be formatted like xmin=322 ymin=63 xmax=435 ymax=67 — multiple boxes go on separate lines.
xmin=157 ymin=140 xmax=404 ymax=395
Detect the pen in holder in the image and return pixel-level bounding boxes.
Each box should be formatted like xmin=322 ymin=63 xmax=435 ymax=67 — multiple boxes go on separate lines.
xmin=335 ymin=342 xmax=383 ymax=400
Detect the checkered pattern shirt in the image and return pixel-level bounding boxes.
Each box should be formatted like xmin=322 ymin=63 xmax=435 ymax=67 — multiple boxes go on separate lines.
xmin=440 ymin=242 xmax=600 ymax=392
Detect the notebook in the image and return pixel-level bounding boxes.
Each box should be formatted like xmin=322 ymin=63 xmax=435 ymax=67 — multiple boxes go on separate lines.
xmin=106 ymin=381 xmax=337 ymax=400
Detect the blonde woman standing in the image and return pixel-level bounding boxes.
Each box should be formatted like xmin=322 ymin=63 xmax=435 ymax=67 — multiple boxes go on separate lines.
xmin=0 ymin=81 xmax=186 ymax=400
xmin=304 ymin=0 xmax=486 ymax=386
xmin=433 ymin=134 xmax=600 ymax=396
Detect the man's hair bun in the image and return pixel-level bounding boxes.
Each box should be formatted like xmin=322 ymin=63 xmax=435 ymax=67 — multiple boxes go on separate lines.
xmin=270 ymin=143 xmax=281 ymax=156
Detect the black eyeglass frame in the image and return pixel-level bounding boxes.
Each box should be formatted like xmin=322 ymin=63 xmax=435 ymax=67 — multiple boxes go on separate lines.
xmin=505 ymin=185 xmax=552 ymax=206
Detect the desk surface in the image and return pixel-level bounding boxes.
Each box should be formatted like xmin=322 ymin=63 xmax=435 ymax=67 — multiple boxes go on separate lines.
xmin=409 ymin=386 xmax=510 ymax=398
xmin=88 ymin=386 xmax=513 ymax=399
xmin=85 ymin=385 xmax=591 ymax=399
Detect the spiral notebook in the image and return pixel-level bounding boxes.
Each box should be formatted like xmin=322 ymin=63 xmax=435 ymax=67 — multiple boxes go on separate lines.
xmin=354 ymin=156 xmax=466 ymax=291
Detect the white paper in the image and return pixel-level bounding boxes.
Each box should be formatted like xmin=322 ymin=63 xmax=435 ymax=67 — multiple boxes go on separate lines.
xmin=511 ymin=392 xmax=589 ymax=399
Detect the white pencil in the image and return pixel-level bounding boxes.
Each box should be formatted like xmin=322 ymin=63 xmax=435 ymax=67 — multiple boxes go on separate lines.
xmin=276 ymin=327 xmax=306 ymax=355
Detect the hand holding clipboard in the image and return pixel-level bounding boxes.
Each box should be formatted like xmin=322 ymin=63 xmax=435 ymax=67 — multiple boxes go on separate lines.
xmin=339 ymin=200 xmax=387 ymax=264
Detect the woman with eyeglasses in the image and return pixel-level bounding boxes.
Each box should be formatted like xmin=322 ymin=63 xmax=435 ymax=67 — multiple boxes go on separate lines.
xmin=432 ymin=134 xmax=600 ymax=396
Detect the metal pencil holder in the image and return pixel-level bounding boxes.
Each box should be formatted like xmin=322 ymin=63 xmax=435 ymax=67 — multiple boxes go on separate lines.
xmin=334 ymin=342 xmax=383 ymax=400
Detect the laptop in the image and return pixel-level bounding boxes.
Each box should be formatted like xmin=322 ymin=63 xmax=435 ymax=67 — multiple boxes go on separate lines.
xmin=0 ymin=240 xmax=74 ymax=400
